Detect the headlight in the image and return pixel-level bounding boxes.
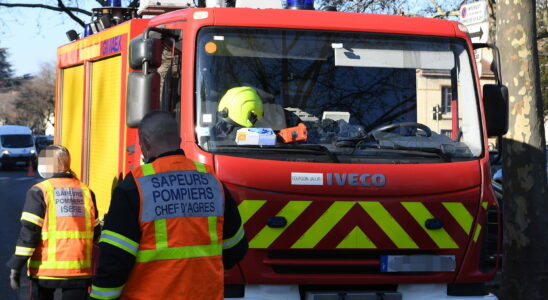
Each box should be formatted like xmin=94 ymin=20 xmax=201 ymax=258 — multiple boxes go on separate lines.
xmin=1 ymin=150 xmax=9 ymax=155
xmin=30 ymin=149 xmax=36 ymax=154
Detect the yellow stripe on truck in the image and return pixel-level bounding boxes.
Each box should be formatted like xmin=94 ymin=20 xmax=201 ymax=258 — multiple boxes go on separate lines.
xmin=359 ymin=202 xmax=419 ymax=249
xmin=442 ymin=202 xmax=473 ymax=235
xmin=249 ymin=201 xmax=311 ymax=249
xmin=336 ymin=226 xmax=377 ymax=249
xmin=238 ymin=200 xmax=267 ymax=225
xmin=402 ymin=202 xmax=459 ymax=249
xmin=292 ymin=201 xmax=355 ymax=249
xmin=473 ymin=224 xmax=482 ymax=242
xmin=239 ymin=200 xmax=469 ymax=250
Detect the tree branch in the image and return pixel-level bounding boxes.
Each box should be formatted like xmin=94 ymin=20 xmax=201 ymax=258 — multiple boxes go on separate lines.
xmin=0 ymin=2 xmax=92 ymax=16
xmin=538 ymin=31 xmax=548 ymax=40
xmin=57 ymin=0 xmax=86 ymax=28
xmin=429 ymin=0 xmax=444 ymax=16
xmin=431 ymin=8 xmax=460 ymax=19
xmin=128 ymin=0 xmax=139 ymax=8
xmin=488 ymin=0 xmax=496 ymax=21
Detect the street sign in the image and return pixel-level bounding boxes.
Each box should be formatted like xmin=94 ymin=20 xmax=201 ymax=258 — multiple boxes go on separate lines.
xmin=460 ymin=1 xmax=489 ymax=75
xmin=467 ymin=22 xmax=489 ymax=43
xmin=459 ymin=1 xmax=488 ymax=26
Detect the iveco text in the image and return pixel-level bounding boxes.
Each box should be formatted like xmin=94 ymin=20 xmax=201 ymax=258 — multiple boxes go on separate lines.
xmin=327 ymin=173 xmax=386 ymax=187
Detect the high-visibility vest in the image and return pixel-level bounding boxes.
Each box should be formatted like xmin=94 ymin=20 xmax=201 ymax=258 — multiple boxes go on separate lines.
xmin=121 ymin=155 xmax=225 ymax=300
xmin=27 ymin=177 xmax=97 ymax=278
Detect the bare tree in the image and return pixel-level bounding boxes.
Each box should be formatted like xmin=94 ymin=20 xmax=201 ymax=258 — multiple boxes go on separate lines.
xmin=0 ymin=0 xmax=139 ymax=28
xmin=497 ymin=0 xmax=548 ymax=299
xmin=0 ymin=91 xmax=16 ymax=124
xmin=315 ymin=0 xmax=467 ymax=18
xmin=5 ymin=63 xmax=55 ymax=133
xmin=0 ymin=47 xmax=13 ymax=89
xmin=316 ymin=0 xmax=405 ymax=14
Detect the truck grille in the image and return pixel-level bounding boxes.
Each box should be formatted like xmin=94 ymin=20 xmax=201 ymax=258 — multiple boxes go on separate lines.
xmin=266 ymin=250 xmax=434 ymax=275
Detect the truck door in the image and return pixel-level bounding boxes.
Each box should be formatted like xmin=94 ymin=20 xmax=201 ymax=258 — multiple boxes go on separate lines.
xmin=88 ymin=56 xmax=124 ymax=215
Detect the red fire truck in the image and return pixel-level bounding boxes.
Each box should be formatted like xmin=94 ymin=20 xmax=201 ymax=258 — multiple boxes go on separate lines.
xmin=55 ymin=0 xmax=508 ymax=299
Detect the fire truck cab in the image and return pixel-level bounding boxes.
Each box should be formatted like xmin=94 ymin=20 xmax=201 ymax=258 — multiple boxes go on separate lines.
xmin=55 ymin=1 xmax=508 ymax=299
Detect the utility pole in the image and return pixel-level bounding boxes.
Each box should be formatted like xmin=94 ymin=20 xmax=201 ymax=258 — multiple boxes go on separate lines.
xmin=497 ymin=0 xmax=548 ymax=299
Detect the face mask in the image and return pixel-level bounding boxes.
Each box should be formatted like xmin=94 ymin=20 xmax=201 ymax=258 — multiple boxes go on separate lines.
xmin=37 ymin=164 xmax=54 ymax=179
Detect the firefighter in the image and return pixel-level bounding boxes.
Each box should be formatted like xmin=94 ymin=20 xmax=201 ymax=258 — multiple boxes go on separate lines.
xmin=7 ymin=145 xmax=100 ymax=300
xmin=91 ymin=111 xmax=248 ymax=300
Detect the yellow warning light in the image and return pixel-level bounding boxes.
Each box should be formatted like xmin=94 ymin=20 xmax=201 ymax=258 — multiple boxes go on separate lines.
xmin=205 ymin=42 xmax=217 ymax=54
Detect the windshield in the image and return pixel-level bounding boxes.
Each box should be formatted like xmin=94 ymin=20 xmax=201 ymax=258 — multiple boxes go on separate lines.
xmin=195 ymin=27 xmax=482 ymax=163
xmin=1 ymin=134 xmax=34 ymax=148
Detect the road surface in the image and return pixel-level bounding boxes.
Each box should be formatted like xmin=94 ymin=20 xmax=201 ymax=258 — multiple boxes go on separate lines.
xmin=0 ymin=168 xmax=42 ymax=300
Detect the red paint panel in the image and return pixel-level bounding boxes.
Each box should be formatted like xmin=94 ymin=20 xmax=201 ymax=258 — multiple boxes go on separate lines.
xmin=58 ymin=49 xmax=80 ymax=68
xmin=148 ymin=8 xmax=457 ymax=38
xmin=123 ymin=20 xmax=149 ymax=175
xmin=216 ymin=155 xmax=480 ymax=197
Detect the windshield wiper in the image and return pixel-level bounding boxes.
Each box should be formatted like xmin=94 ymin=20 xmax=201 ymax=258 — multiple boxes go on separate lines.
xmin=212 ymin=144 xmax=339 ymax=163
xmin=355 ymin=144 xmax=452 ymax=162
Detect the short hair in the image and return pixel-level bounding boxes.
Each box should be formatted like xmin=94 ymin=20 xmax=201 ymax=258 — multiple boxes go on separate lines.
xmin=39 ymin=144 xmax=71 ymax=172
xmin=139 ymin=111 xmax=180 ymax=147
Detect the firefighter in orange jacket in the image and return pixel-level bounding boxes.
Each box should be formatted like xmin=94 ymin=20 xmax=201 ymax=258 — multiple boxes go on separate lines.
xmin=91 ymin=111 xmax=248 ymax=300
xmin=7 ymin=145 xmax=100 ymax=300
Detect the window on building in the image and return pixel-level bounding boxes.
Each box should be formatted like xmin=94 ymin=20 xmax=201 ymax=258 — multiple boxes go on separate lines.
xmin=441 ymin=86 xmax=452 ymax=114
xmin=441 ymin=129 xmax=453 ymax=139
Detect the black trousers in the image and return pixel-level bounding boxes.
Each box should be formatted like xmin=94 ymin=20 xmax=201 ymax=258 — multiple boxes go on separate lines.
xmin=30 ymin=280 xmax=89 ymax=300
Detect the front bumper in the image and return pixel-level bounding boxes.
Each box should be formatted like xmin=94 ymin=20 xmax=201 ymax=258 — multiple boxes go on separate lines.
xmin=225 ymin=284 xmax=498 ymax=300
xmin=0 ymin=154 xmax=37 ymax=166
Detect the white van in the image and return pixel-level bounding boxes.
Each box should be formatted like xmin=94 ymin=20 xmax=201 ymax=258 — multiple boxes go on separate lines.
xmin=0 ymin=125 xmax=37 ymax=169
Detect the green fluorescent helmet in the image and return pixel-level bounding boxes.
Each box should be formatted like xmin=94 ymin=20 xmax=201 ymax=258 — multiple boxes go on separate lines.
xmin=218 ymin=87 xmax=264 ymax=128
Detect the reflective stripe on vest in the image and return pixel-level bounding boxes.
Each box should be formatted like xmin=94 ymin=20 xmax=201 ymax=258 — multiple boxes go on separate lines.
xmin=21 ymin=212 xmax=44 ymax=227
xmin=223 ymin=223 xmax=245 ymax=250
xmin=15 ymin=246 xmax=34 ymax=256
xmin=100 ymin=230 xmax=139 ymax=257
xmin=90 ymin=284 xmax=125 ymax=300
xmin=135 ymin=161 xmax=222 ymax=263
xmin=28 ymin=179 xmax=94 ymax=274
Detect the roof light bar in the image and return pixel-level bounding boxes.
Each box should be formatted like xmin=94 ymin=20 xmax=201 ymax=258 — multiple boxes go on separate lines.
xmin=286 ymin=0 xmax=314 ymax=10
xmin=108 ymin=0 xmax=122 ymax=7
xmin=84 ymin=24 xmax=92 ymax=37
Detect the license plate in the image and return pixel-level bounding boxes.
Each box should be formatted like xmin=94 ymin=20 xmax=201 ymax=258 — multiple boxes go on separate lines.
xmin=380 ymin=255 xmax=456 ymax=272
xmin=16 ymin=161 xmax=27 ymax=166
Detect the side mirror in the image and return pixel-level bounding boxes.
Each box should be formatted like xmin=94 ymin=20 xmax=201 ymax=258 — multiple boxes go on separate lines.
xmin=126 ymin=27 xmax=180 ymax=127
xmin=126 ymin=72 xmax=160 ymax=127
xmin=129 ymin=36 xmax=162 ymax=70
xmin=126 ymin=31 xmax=163 ymax=128
xmin=483 ymin=84 xmax=509 ymax=137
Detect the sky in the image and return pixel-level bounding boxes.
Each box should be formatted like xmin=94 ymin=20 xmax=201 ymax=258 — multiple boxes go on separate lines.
xmin=0 ymin=1 xmax=95 ymax=77
xmin=0 ymin=0 xmax=431 ymax=77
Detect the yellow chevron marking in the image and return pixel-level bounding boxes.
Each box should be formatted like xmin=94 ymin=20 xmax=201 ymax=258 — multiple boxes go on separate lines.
xmin=402 ymin=202 xmax=459 ymax=249
xmin=238 ymin=200 xmax=267 ymax=225
xmin=292 ymin=201 xmax=355 ymax=249
xmin=336 ymin=226 xmax=377 ymax=249
xmin=443 ymin=202 xmax=473 ymax=235
xmin=250 ymin=201 xmax=311 ymax=249
xmin=482 ymin=201 xmax=488 ymax=210
xmin=359 ymin=202 xmax=419 ymax=249
xmin=473 ymin=224 xmax=482 ymax=242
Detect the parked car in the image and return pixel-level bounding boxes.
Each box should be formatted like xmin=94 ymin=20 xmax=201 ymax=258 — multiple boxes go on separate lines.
xmin=0 ymin=125 xmax=37 ymax=169
xmin=34 ymin=135 xmax=54 ymax=154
